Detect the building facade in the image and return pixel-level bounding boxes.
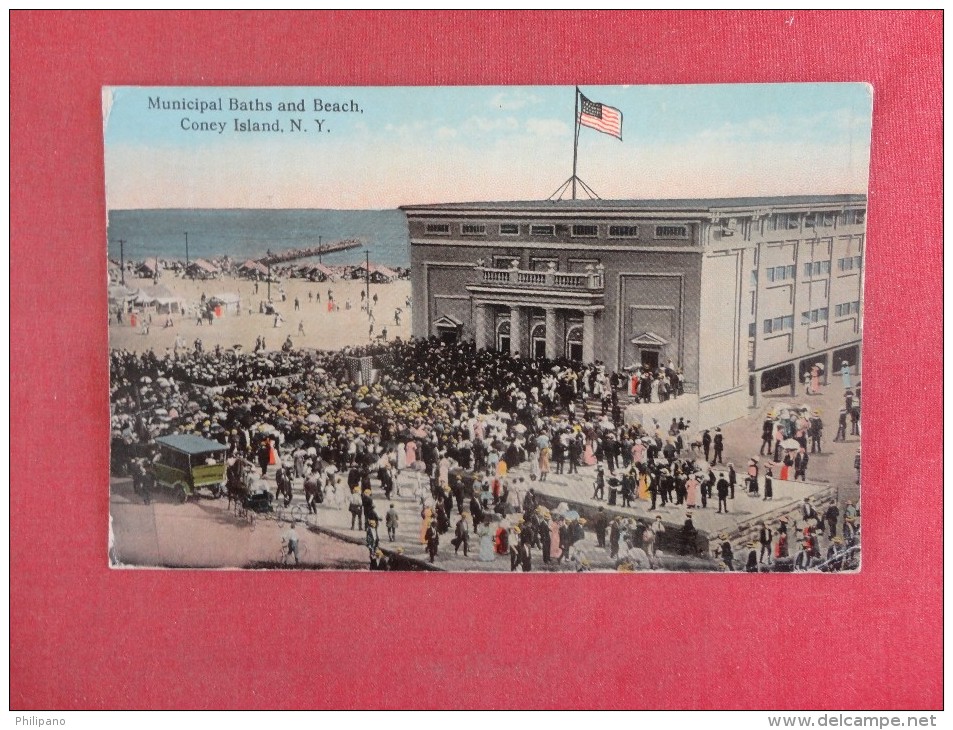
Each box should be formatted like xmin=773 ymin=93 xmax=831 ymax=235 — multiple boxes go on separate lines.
xmin=402 ymin=195 xmax=865 ymax=426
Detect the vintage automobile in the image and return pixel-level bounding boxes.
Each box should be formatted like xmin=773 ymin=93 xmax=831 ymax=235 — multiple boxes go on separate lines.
xmin=150 ymin=433 xmax=227 ymax=502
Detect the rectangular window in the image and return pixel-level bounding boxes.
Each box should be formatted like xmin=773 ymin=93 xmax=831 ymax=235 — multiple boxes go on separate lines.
xmin=850 ymin=301 xmax=860 ymax=314
xmin=568 ymin=258 xmax=600 ymax=273
xmin=804 ymin=213 xmax=816 ymax=228
xmin=786 ymin=265 xmax=796 ymax=280
xmin=499 ymin=223 xmax=519 ymax=236
xmin=608 ymin=225 xmax=639 ymax=238
xmin=530 ymin=224 xmax=555 ymax=236
xmin=773 ymin=317 xmax=784 ymax=331
xmin=750 ymin=270 xmax=758 ymax=287
xmin=821 ymin=213 xmax=835 ymax=227
xmin=804 ymin=263 xmax=813 ymax=278
xmin=801 ymin=311 xmax=811 ymax=325
xmin=530 ymin=258 xmax=558 ymax=271
xmin=766 ymin=268 xmax=776 ymax=283
xmin=655 ymin=225 xmax=688 ymax=238
xmin=753 ymin=248 xmax=760 ymax=266
xmin=821 ymin=260 xmax=831 ymax=275
xmin=819 ymin=307 xmax=828 ymax=321
xmin=571 ymin=224 xmax=599 ymax=238
xmin=854 ymin=255 xmax=862 ymax=270
xmin=763 ymin=319 xmax=773 ymax=334
xmin=461 ymin=223 xmax=486 ymax=235
xmin=835 ymin=304 xmax=843 ymax=317
xmin=750 ymin=291 xmax=756 ymax=315
xmin=748 ymin=322 xmax=756 ymax=337
xmin=783 ymin=315 xmax=794 ymax=330
xmin=855 ymin=211 xmax=866 ymax=225
xmin=425 ymin=223 xmax=450 ymax=235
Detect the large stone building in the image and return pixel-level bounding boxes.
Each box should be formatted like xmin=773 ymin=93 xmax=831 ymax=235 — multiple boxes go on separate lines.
xmin=402 ymin=195 xmax=865 ymax=426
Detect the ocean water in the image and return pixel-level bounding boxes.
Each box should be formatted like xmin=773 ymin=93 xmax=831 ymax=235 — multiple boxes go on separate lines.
xmin=106 ymin=209 xmax=411 ymax=268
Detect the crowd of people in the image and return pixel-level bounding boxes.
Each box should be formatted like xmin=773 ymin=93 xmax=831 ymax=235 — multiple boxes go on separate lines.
xmin=111 ymin=335 xmax=857 ymax=572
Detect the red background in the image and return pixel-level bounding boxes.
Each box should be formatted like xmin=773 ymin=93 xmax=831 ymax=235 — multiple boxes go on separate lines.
xmin=10 ymin=11 xmax=943 ymax=709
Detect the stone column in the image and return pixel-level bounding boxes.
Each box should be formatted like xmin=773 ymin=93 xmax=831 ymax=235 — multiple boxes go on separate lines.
xmin=544 ymin=308 xmax=558 ymax=359
xmin=789 ymin=364 xmax=797 ymax=397
xmin=474 ymin=303 xmax=488 ymax=350
xmin=510 ymin=305 xmax=522 ymax=357
xmin=582 ymin=310 xmax=595 ymax=363
xmin=751 ymin=371 xmax=761 ymax=407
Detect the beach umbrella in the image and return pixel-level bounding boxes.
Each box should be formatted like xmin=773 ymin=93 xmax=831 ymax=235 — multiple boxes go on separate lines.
xmin=781 ymin=438 xmax=800 ymax=450
xmin=154 ymin=408 xmax=168 ymax=417
xmin=307 ymin=414 xmax=322 ymax=424
xmin=140 ymin=376 xmax=153 ymax=384
xmin=564 ymin=510 xmax=580 ymax=521
xmin=513 ymin=424 xmax=527 ymax=434
xmin=156 ymin=377 xmax=171 ymax=388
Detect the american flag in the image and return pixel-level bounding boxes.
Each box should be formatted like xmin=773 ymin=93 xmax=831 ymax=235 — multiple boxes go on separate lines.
xmin=579 ymin=93 xmax=622 ymax=140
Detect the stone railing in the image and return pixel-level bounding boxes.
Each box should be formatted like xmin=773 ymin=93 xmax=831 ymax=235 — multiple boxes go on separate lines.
xmin=476 ymin=263 xmax=604 ymax=291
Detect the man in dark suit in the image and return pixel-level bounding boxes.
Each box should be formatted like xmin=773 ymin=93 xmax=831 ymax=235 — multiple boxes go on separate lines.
xmin=809 ymin=412 xmax=824 ymax=453
xmin=552 ymin=437 xmax=565 ymax=475
xmin=568 ymin=436 xmax=582 ymax=475
xmin=794 ymin=450 xmax=809 ymax=481
xmin=760 ymin=415 xmax=775 ymax=456
xmin=712 ymin=428 xmax=724 ymax=465
xmin=716 ymin=473 xmax=730 ymax=513
xmin=758 ymin=522 xmax=773 ymax=565
xmin=451 ymin=514 xmax=470 ymax=556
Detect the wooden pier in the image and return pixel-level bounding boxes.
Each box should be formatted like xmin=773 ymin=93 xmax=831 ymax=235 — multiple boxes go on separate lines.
xmin=259 ymin=238 xmax=362 ymax=265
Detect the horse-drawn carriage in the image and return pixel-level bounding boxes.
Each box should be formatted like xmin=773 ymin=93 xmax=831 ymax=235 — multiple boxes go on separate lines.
xmin=224 ymin=456 xmax=315 ymax=527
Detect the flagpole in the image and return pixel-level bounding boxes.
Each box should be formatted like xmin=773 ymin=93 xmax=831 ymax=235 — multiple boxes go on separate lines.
xmin=572 ymin=87 xmax=581 ymax=200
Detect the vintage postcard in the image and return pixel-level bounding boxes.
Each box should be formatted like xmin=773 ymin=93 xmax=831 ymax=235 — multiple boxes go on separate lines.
xmin=106 ymin=84 xmax=870 ymax=572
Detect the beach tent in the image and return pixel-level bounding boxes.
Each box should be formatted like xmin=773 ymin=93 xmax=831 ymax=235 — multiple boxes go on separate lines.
xmin=186 ymin=258 xmax=219 ymax=279
xmin=238 ymin=260 xmax=269 ymax=279
xmin=307 ymin=263 xmax=337 ymax=282
xmin=136 ymin=257 xmax=160 ymax=278
xmin=353 ymin=263 xmax=398 ymax=283
xmin=132 ymin=284 xmax=185 ymax=314
xmin=208 ymin=292 xmax=241 ymax=315
xmin=108 ymin=284 xmax=136 ymax=308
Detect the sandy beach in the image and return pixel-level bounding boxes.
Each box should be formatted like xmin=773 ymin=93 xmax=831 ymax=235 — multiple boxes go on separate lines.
xmin=110 ymin=273 xmax=412 ymax=354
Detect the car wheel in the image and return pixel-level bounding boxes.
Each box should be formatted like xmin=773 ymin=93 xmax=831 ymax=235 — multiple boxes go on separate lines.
xmin=174 ymin=484 xmax=188 ymax=504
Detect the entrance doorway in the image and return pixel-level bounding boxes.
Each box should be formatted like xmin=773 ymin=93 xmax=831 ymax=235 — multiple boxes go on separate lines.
xmin=641 ymin=349 xmax=660 ymax=370
xmin=437 ymin=327 xmax=459 ymax=345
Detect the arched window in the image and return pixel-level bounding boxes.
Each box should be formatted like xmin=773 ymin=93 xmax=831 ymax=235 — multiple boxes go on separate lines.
xmin=531 ymin=323 xmax=546 ymax=359
xmin=496 ymin=319 xmax=511 ymax=353
xmin=565 ymin=325 xmax=583 ymax=362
